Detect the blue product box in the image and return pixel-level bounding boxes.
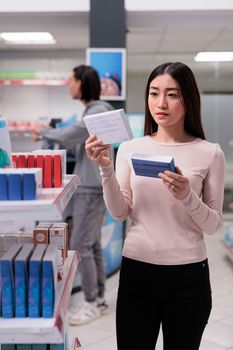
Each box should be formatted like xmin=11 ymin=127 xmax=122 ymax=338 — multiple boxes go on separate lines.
xmin=16 ymin=345 xmax=32 ymax=350
xmin=22 ymin=169 xmax=42 ymax=200
xmin=49 ymin=345 xmax=64 ymax=350
xmin=1 ymin=244 xmax=22 ymax=318
xmin=42 ymin=244 xmax=58 ymax=318
xmin=0 ymin=174 xmax=8 ymax=200
xmin=132 ymin=153 xmax=176 ymax=178
xmin=42 ymin=260 xmax=55 ymax=318
xmin=14 ymin=244 xmax=34 ymax=317
xmin=28 ymin=244 xmax=47 ymax=318
xmin=31 ymin=345 xmax=48 ymax=350
xmin=23 ymin=173 xmax=36 ymax=200
xmin=1 ymin=345 xmax=16 ymax=350
xmin=8 ymin=174 xmax=22 ymax=200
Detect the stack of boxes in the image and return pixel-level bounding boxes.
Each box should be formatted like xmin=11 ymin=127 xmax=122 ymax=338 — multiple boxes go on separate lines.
xmin=0 ymin=150 xmax=67 ymax=200
xmin=131 ymin=153 xmax=176 ymax=178
xmin=11 ymin=150 xmax=66 ymax=188
xmin=0 ymin=168 xmax=42 ymax=200
xmin=0 ymin=222 xmax=68 ymax=319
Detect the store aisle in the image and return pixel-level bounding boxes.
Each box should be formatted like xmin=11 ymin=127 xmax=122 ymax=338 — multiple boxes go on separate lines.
xmin=68 ymin=223 xmax=233 ymax=350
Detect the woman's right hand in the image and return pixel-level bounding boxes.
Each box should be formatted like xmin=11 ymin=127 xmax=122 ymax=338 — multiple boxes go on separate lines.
xmin=85 ymin=134 xmax=112 ymax=167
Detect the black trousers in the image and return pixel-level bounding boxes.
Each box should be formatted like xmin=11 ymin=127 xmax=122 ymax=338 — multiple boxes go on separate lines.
xmin=116 ymin=257 xmax=212 ymax=350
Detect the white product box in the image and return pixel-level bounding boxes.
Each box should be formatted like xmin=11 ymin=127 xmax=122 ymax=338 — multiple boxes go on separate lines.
xmin=84 ymin=108 xmax=133 ymax=144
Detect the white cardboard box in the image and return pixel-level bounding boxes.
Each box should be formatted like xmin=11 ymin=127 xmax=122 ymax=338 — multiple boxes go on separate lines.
xmin=84 ymin=108 xmax=133 ymax=144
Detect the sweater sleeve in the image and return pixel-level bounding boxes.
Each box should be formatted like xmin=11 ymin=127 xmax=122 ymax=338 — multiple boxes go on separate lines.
xmin=41 ymin=120 xmax=89 ymax=149
xmin=179 ymin=144 xmax=225 ymax=234
xmin=100 ymin=143 xmax=132 ymax=221
xmin=41 ymin=102 xmax=113 ymax=148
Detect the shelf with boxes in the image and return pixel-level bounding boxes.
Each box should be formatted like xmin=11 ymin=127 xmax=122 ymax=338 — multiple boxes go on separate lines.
xmin=0 ymin=174 xmax=80 ymax=221
xmin=0 ymin=122 xmax=81 ymax=349
xmin=0 ymin=250 xmax=79 ymax=345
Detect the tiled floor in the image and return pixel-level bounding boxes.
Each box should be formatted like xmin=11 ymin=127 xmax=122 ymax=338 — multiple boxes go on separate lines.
xmin=68 ymin=217 xmax=233 ymax=349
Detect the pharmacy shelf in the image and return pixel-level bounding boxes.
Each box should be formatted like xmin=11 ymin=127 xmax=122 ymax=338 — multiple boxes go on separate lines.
xmin=222 ymin=240 xmax=233 ymax=263
xmin=0 ymin=79 xmax=68 ymax=86
xmin=0 ymin=174 xmax=80 ymax=221
xmin=0 ymin=250 xmax=79 ymax=344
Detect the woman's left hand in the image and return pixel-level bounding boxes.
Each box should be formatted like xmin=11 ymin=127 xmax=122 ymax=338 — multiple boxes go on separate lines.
xmin=158 ymin=166 xmax=191 ymax=200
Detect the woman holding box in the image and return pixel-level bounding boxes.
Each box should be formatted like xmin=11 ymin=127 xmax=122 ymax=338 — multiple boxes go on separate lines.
xmin=85 ymin=62 xmax=225 ymax=349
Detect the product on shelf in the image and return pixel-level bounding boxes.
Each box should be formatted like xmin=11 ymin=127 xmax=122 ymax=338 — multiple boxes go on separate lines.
xmin=42 ymin=244 xmax=58 ymax=318
xmin=28 ymin=244 xmax=47 ymax=318
xmin=0 ymin=242 xmax=66 ymax=319
xmin=14 ymin=244 xmax=34 ymax=317
xmin=33 ymin=227 xmax=50 ymax=246
xmin=1 ymin=244 xmax=23 ymax=318
xmin=33 ymin=223 xmax=68 ymax=263
xmin=0 ymin=232 xmax=32 ymax=255
xmin=11 ymin=149 xmax=66 ymax=188
xmin=0 ymin=168 xmax=42 ymax=200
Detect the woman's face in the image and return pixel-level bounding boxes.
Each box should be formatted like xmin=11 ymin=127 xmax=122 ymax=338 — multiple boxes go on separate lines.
xmin=69 ymin=73 xmax=82 ymax=100
xmin=148 ymin=73 xmax=186 ymax=130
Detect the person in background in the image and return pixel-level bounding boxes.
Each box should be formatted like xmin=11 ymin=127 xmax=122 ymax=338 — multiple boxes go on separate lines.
xmin=33 ymin=65 xmax=113 ymax=325
xmin=85 ymin=62 xmax=225 ymax=349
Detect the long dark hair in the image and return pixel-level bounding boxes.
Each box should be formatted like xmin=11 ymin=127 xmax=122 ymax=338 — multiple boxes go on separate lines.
xmin=144 ymin=62 xmax=206 ymax=140
xmin=73 ymin=65 xmax=101 ymax=101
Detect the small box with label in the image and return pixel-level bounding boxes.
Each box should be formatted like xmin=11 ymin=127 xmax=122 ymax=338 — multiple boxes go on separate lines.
xmin=131 ymin=153 xmax=176 ymax=178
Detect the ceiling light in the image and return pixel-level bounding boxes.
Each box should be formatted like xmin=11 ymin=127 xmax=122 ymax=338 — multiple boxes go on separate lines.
xmin=194 ymin=52 xmax=233 ymax=62
xmin=0 ymin=32 xmax=56 ymax=45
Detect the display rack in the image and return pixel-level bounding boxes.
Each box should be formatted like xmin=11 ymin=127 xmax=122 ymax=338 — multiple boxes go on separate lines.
xmin=0 ymin=174 xmax=80 ymax=221
xmin=0 ymin=172 xmax=81 ymax=348
xmin=0 ymin=251 xmax=79 ymax=344
xmin=222 ymin=240 xmax=233 ymax=263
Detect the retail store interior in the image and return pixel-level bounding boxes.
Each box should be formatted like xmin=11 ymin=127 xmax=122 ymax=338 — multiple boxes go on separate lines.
xmin=0 ymin=1 xmax=233 ymax=349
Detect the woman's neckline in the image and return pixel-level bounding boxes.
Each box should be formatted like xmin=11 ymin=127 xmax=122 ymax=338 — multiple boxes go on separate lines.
xmin=145 ymin=135 xmax=201 ymax=146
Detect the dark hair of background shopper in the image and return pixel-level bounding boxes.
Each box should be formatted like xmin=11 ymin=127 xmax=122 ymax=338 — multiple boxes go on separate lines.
xmin=33 ymin=65 xmax=113 ymax=325
xmin=85 ymin=62 xmax=225 ymax=349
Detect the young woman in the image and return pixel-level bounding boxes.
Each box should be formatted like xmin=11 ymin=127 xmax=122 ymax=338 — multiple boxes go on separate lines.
xmin=85 ymin=62 xmax=225 ymax=349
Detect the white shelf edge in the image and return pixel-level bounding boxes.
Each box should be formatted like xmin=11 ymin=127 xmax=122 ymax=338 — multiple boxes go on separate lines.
xmin=0 ymin=251 xmax=79 ymax=344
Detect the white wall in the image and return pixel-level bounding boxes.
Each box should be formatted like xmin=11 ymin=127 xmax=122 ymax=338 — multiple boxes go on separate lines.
xmin=0 ymin=0 xmax=90 ymax=12
xmin=125 ymin=0 xmax=233 ymax=11
xmin=0 ymin=57 xmax=85 ymax=122
xmin=0 ymin=85 xmax=85 ymax=122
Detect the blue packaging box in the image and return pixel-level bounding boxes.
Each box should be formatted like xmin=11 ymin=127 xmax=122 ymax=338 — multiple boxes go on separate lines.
xmin=28 ymin=244 xmax=47 ymax=318
xmin=42 ymin=244 xmax=58 ymax=318
xmin=23 ymin=173 xmax=36 ymax=200
xmin=0 ymin=174 xmax=8 ymax=200
xmin=132 ymin=153 xmax=176 ymax=178
xmin=49 ymin=345 xmax=64 ymax=350
xmin=1 ymin=244 xmax=22 ymax=318
xmin=8 ymin=174 xmax=22 ymax=200
xmin=31 ymin=345 xmax=48 ymax=350
xmin=14 ymin=244 xmax=34 ymax=317
xmin=22 ymin=169 xmax=42 ymax=200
